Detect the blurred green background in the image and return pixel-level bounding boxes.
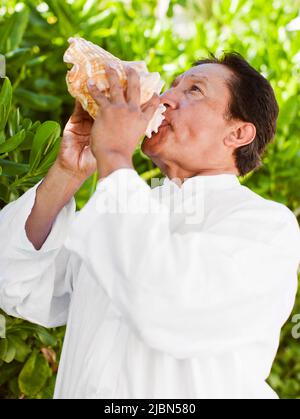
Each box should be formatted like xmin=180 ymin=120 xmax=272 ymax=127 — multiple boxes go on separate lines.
xmin=0 ymin=0 xmax=300 ymax=399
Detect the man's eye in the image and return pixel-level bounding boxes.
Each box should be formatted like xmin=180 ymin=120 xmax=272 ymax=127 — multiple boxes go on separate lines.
xmin=190 ymin=85 xmax=202 ymax=93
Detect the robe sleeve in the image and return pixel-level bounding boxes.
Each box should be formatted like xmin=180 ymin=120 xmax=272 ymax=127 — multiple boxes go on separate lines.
xmin=0 ymin=179 xmax=77 ymax=328
xmin=64 ymin=168 xmax=300 ymax=359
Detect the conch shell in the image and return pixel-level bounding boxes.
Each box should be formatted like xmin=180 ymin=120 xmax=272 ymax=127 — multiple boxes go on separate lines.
xmin=63 ymin=37 xmax=166 ymax=138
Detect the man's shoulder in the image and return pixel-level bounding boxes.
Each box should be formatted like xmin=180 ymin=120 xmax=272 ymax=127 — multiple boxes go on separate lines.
xmin=209 ymin=184 xmax=299 ymax=247
xmin=232 ymin=185 xmax=300 ymax=242
xmin=235 ymin=184 xmax=295 ymax=220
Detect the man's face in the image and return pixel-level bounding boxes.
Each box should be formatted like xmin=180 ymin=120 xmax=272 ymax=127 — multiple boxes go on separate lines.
xmin=141 ymin=63 xmax=239 ymax=175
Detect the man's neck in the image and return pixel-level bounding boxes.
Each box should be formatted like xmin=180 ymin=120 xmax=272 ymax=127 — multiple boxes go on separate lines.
xmin=162 ymin=166 xmax=239 ymax=185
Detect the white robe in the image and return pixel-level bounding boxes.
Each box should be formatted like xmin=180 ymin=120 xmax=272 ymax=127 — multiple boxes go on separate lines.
xmin=0 ymin=168 xmax=300 ymax=399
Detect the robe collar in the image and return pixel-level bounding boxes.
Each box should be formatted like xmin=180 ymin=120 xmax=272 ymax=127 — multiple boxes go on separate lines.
xmin=151 ymin=173 xmax=241 ymax=219
xmin=162 ymin=173 xmax=240 ymax=191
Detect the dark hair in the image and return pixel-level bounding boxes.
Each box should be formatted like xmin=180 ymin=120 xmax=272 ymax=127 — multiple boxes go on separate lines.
xmin=192 ymin=52 xmax=279 ymax=177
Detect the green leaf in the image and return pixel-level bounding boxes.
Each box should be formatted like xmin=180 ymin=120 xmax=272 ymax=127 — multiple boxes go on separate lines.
xmin=81 ymin=8 xmax=116 ymax=33
xmin=18 ymin=350 xmax=51 ymax=397
xmin=7 ymin=7 xmax=30 ymax=51
xmin=35 ymin=328 xmax=58 ymax=347
xmin=5 ymin=47 xmax=32 ymax=61
xmin=47 ymin=0 xmax=75 ymax=38
xmin=277 ymin=96 xmax=298 ymax=131
xmin=0 ymin=129 xmax=26 ymax=153
xmin=280 ymin=140 xmax=300 ymax=162
xmin=37 ymin=138 xmax=60 ymax=174
xmin=8 ymin=376 xmax=20 ymax=398
xmin=21 ymin=118 xmax=32 ymax=130
xmin=9 ymin=324 xmax=57 ymax=347
xmin=8 ymin=107 xmax=21 ymax=137
xmin=0 ymin=184 xmax=8 ymax=202
xmin=14 ymin=88 xmax=62 ymax=112
xmin=29 ymin=121 xmax=61 ymax=171
xmin=0 ymin=159 xmax=29 ymax=176
xmin=0 ymin=314 xmax=6 ymax=338
xmin=30 ymin=121 xmax=41 ymax=132
xmin=5 ymin=47 xmax=33 ymax=69
xmin=0 ymin=128 xmax=5 ymax=145
xmin=0 ymin=12 xmax=15 ymax=53
xmin=10 ymin=328 xmax=29 ymax=341
xmin=0 ymin=362 xmax=22 ymax=386
xmin=0 ymin=337 xmax=8 ymax=359
xmin=0 ymin=105 xmax=6 ymax=135
xmin=8 ymin=335 xmax=31 ymax=363
xmin=0 ymin=78 xmax=12 ymax=132
xmin=2 ymin=338 xmax=16 ymax=363
xmin=35 ymin=374 xmax=56 ymax=399
xmin=18 ymin=130 xmax=34 ymax=151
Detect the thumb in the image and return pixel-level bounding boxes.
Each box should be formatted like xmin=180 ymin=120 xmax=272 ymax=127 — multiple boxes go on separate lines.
xmin=141 ymin=93 xmax=160 ymax=120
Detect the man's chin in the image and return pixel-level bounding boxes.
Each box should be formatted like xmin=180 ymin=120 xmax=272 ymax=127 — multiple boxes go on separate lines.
xmin=141 ymin=131 xmax=166 ymax=156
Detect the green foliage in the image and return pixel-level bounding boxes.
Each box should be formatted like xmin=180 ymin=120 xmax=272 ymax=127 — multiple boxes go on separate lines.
xmin=0 ymin=0 xmax=300 ymax=398
xmin=0 ymin=76 xmax=62 ymax=203
xmin=268 ymin=292 xmax=300 ymax=399
xmin=18 ymin=350 xmax=52 ymax=396
xmin=0 ymin=308 xmax=64 ymax=398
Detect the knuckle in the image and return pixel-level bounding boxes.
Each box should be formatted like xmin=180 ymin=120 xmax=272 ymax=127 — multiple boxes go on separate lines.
xmin=128 ymin=104 xmax=139 ymax=113
xmin=110 ymin=83 xmax=122 ymax=92
xmin=102 ymin=103 xmax=111 ymax=112
xmin=127 ymin=67 xmax=138 ymax=78
xmin=116 ymin=85 xmax=124 ymax=91
xmin=114 ymin=104 xmax=126 ymax=111
xmin=109 ymin=68 xmax=118 ymax=77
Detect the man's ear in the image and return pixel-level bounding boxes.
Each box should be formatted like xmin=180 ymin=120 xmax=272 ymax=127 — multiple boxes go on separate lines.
xmin=224 ymin=122 xmax=256 ymax=149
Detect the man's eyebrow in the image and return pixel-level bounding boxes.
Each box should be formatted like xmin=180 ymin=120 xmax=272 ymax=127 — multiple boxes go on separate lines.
xmin=190 ymin=74 xmax=209 ymax=85
xmin=170 ymin=74 xmax=209 ymax=88
xmin=170 ymin=76 xmax=182 ymax=87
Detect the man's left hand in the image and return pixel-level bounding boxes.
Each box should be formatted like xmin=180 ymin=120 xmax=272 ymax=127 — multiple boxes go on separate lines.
xmin=87 ymin=65 xmax=160 ymax=179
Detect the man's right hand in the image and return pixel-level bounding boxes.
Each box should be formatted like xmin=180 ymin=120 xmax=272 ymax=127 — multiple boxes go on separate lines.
xmin=55 ymin=100 xmax=97 ymax=182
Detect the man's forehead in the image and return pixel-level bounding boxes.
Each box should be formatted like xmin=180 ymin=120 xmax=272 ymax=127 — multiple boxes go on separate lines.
xmin=175 ymin=64 xmax=232 ymax=85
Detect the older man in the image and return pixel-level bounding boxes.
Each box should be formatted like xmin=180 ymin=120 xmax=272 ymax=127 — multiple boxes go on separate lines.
xmin=0 ymin=53 xmax=299 ymax=399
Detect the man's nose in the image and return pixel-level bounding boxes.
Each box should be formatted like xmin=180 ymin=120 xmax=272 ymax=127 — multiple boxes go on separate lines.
xmin=159 ymin=91 xmax=177 ymax=109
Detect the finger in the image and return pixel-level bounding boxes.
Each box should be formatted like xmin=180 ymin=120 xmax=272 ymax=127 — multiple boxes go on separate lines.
xmin=72 ymin=100 xmax=93 ymax=120
xmin=73 ymin=99 xmax=83 ymax=115
xmin=71 ymin=100 xmax=86 ymax=118
xmin=87 ymin=80 xmax=110 ymax=108
xmin=125 ymin=66 xmax=141 ymax=107
xmin=141 ymin=92 xmax=160 ymax=111
xmin=141 ymin=93 xmax=160 ymax=119
xmin=105 ymin=65 xmax=126 ymax=104
xmin=69 ymin=100 xmax=90 ymax=124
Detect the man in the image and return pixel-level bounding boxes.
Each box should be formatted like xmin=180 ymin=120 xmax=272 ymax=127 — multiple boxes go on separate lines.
xmin=0 ymin=52 xmax=299 ymax=399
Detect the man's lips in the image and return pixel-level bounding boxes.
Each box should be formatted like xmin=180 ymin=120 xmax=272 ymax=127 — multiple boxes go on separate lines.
xmin=149 ymin=118 xmax=171 ymax=138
